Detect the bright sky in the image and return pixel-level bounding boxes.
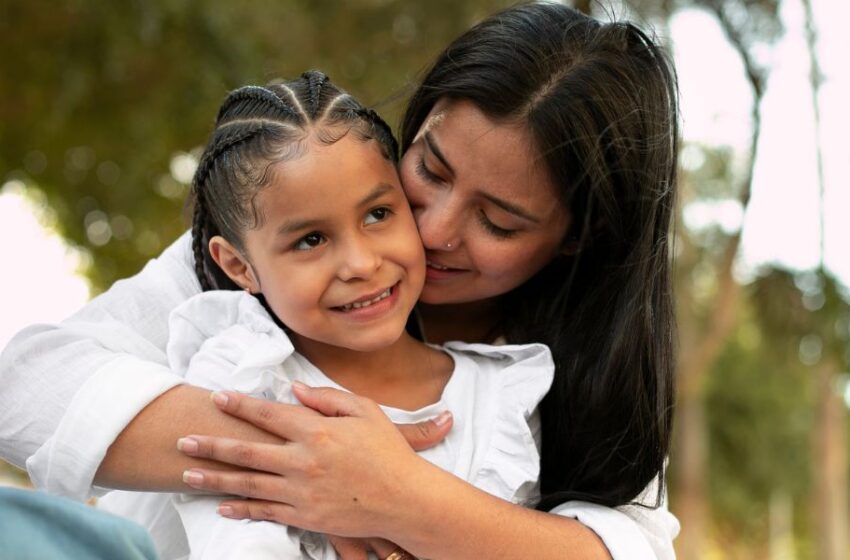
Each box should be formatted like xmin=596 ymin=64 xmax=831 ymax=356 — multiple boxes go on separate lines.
xmin=0 ymin=0 xmax=848 ymax=354
xmin=673 ymin=0 xmax=850 ymax=283
xmin=0 ymin=183 xmax=90 ymax=350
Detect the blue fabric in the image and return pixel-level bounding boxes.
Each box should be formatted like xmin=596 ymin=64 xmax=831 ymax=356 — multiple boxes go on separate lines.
xmin=0 ymin=487 xmax=158 ymax=560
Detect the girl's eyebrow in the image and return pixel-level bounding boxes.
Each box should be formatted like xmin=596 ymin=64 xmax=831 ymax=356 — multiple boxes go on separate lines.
xmin=357 ymin=183 xmax=396 ymax=208
xmin=276 ymin=218 xmax=321 ymax=237
xmin=275 ymin=183 xmax=397 ymax=237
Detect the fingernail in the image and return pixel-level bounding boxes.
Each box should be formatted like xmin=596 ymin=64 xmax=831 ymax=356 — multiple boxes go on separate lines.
xmin=211 ymin=391 xmax=229 ymax=407
xmin=177 ymin=437 xmax=199 ymax=453
xmin=434 ymin=411 xmax=452 ymax=426
xmin=292 ymin=381 xmax=309 ymax=391
xmin=183 ymin=470 xmax=204 ymax=486
xmin=217 ymin=505 xmax=234 ymax=518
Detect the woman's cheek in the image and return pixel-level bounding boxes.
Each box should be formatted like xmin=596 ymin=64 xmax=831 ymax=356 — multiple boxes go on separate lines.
xmin=474 ymin=241 xmax=541 ymax=285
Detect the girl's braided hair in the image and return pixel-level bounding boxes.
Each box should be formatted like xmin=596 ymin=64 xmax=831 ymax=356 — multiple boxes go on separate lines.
xmin=190 ymin=71 xmax=398 ymax=291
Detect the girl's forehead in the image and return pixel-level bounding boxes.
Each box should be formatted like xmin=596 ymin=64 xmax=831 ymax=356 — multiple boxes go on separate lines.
xmin=259 ymin=135 xmax=401 ymax=211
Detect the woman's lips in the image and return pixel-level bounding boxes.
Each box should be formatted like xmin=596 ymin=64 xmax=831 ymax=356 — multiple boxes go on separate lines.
xmin=425 ymin=260 xmax=468 ymax=281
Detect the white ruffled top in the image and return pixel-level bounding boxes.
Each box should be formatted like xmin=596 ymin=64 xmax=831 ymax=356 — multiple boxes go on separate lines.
xmin=153 ymin=290 xmax=554 ymax=559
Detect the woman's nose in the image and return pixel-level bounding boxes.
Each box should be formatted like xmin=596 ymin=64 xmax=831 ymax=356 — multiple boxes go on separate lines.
xmin=415 ymin=197 xmax=462 ymax=251
xmin=337 ymin=237 xmax=382 ymax=281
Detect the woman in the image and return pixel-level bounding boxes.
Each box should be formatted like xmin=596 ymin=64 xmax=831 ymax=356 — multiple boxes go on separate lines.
xmin=0 ymin=3 xmax=679 ymax=559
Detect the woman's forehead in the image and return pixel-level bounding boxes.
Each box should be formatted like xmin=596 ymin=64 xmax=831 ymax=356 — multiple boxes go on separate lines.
xmin=419 ymin=99 xmax=556 ymax=203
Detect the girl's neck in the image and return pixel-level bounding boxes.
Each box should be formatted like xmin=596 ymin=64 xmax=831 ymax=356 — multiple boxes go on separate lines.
xmin=291 ymin=331 xmax=453 ymax=411
xmin=416 ymin=298 xmax=503 ymax=345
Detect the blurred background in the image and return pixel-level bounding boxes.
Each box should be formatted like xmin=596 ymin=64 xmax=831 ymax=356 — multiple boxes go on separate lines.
xmin=0 ymin=0 xmax=847 ymax=558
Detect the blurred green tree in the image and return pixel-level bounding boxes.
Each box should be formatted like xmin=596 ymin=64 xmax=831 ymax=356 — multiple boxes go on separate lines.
xmin=0 ymin=0 xmax=509 ymax=292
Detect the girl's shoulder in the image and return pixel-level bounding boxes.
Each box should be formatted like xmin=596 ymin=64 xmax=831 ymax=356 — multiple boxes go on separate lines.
xmin=435 ymin=342 xmax=553 ymax=505
xmin=438 ymin=340 xmax=554 ymax=414
xmin=439 ymin=340 xmax=553 ymax=372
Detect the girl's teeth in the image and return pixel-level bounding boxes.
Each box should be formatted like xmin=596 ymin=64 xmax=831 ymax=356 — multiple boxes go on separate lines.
xmin=427 ymin=261 xmax=450 ymax=271
xmin=341 ymin=288 xmax=391 ymax=311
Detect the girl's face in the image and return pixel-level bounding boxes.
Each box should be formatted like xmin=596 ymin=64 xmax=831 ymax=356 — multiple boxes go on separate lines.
xmin=399 ymin=99 xmax=571 ymax=305
xmin=226 ymin=133 xmax=425 ymax=353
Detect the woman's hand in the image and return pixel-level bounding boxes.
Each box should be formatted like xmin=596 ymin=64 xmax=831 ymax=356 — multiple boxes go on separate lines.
xmin=328 ymin=536 xmax=415 ymax=560
xmin=178 ymin=383 xmax=452 ymax=538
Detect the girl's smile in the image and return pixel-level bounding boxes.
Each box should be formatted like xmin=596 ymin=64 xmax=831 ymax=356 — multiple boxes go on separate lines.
xmin=329 ymin=282 xmax=400 ymax=320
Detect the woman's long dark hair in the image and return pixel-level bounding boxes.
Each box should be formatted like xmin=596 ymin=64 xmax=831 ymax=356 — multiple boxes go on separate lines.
xmin=401 ymin=2 xmax=679 ymax=510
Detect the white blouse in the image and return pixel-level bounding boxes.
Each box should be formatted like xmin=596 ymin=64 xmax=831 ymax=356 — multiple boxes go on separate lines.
xmin=0 ymin=231 xmax=679 ymax=560
xmin=101 ymin=290 xmax=554 ymax=559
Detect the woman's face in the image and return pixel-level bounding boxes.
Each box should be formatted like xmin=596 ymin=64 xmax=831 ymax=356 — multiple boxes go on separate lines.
xmin=399 ymin=99 xmax=571 ymax=305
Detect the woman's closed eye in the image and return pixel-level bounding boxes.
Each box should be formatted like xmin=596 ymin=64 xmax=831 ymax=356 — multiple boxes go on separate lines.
xmin=364 ymin=206 xmax=393 ymax=225
xmin=294 ymin=232 xmax=327 ymax=251
xmin=477 ymin=210 xmax=518 ymax=239
xmin=415 ymin=158 xmax=443 ymax=184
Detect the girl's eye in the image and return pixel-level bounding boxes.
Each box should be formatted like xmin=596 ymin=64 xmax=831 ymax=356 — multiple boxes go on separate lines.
xmin=477 ymin=211 xmax=517 ymax=239
xmin=415 ymin=158 xmax=443 ymax=184
xmin=364 ymin=207 xmax=392 ymax=225
xmin=294 ymin=232 xmax=326 ymax=251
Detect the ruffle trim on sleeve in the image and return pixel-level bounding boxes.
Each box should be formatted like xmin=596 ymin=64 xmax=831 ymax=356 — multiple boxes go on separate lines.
xmin=446 ymin=342 xmax=555 ymax=505
xmin=165 ymin=291 xmax=295 ymax=395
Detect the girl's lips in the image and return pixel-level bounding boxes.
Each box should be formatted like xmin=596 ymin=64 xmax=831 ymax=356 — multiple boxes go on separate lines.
xmin=330 ymin=283 xmax=401 ymax=320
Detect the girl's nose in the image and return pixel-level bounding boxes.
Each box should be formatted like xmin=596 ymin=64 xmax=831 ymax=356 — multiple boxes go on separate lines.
xmin=337 ymin=237 xmax=382 ymax=281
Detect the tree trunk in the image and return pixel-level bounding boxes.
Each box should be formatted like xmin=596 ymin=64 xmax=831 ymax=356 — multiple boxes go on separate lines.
xmin=800 ymin=1 xmax=848 ymax=556
xmin=672 ymin=4 xmax=766 ymax=556
xmin=674 ymin=387 xmax=708 ymax=559
xmin=813 ymin=360 xmax=848 ymax=560
xmin=674 ymin=235 xmax=743 ymax=558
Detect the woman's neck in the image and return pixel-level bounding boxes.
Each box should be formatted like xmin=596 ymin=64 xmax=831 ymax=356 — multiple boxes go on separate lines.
xmin=416 ymin=298 xmax=503 ymax=345
xmin=291 ymin=331 xmax=453 ymax=411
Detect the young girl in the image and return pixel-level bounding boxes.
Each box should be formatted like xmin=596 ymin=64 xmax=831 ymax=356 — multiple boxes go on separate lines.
xmin=98 ymin=72 xmax=555 ymax=560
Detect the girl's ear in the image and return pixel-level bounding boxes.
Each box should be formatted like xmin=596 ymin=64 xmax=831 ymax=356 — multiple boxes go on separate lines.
xmin=209 ymin=236 xmax=260 ymax=293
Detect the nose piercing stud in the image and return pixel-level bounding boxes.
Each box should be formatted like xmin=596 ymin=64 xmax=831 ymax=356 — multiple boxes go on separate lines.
xmin=446 ymin=242 xmax=453 ymax=249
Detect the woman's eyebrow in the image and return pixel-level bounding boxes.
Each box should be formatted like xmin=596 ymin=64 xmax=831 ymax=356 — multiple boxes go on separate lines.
xmin=423 ymin=132 xmax=454 ymax=175
xmin=479 ymin=192 xmax=541 ymax=224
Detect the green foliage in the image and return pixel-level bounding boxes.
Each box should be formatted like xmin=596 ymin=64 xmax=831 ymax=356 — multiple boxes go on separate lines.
xmin=0 ymin=0 xmax=510 ymax=292
xmin=704 ymin=267 xmax=850 ymax=553
xmin=678 ymin=139 xmax=850 ymax=554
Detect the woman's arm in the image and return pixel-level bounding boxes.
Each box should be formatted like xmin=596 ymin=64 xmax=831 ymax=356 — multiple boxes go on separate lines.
xmin=0 ymin=233 xmax=202 ymax=497
xmin=178 ymin=387 xmax=667 ymax=560
xmin=96 ymin=384 xmax=284 ymax=491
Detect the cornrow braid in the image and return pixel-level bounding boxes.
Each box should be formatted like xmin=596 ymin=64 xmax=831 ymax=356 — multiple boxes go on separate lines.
xmin=192 ymin=123 xmax=272 ymax=192
xmin=216 ymin=86 xmax=303 ymax=126
xmin=191 ymin=188 xmax=213 ymax=291
xmin=356 ymin=108 xmax=399 ymax=162
xmin=191 ymin=121 xmax=285 ymax=289
xmin=190 ymin=73 xmax=400 ymax=292
xmin=303 ymin=70 xmax=329 ymax=120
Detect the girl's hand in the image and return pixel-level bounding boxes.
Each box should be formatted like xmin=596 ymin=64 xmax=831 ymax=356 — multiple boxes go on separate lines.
xmin=178 ymin=384 xmax=452 ymax=538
